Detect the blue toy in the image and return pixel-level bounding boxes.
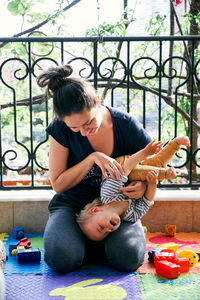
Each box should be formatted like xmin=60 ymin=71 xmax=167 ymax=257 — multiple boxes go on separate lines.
xmin=148 ymin=248 xmax=160 ymax=263
xmin=17 ymin=248 xmax=41 ymax=264
xmin=9 ymin=243 xmax=18 ymax=255
xmin=12 ymin=227 xmax=24 ymax=239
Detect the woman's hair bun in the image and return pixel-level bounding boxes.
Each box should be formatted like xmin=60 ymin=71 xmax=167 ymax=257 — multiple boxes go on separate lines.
xmin=57 ymin=64 xmax=73 ymax=78
xmin=37 ymin=64 xmax=73 ymax=95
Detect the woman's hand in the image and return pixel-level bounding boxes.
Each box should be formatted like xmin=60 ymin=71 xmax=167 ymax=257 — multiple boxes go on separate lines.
xmin=91 ymin=152 xmax=124 ymax=180
xmin=119 ymin=181 xmax=146 ymax=199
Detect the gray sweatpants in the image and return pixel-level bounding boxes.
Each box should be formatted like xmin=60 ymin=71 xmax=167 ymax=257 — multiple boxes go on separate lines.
xmin=43 ymin=194 xmax=146 ymax=273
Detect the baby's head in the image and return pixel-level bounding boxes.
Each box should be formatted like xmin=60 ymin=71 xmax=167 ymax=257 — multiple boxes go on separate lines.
xmin=76 ymin=198 xmax=121 ymax=241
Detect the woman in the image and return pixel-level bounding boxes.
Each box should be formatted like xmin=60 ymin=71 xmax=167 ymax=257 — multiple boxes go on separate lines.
xmin=37 ymin=64 xmax=151 ymax=273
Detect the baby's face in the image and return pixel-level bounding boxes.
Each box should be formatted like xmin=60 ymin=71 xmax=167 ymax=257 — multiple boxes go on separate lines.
xmin=81 ymin=207 xmax=121 ymax=241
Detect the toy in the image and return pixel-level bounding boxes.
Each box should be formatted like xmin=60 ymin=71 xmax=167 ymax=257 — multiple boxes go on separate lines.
xmin=174 ymin=257 xmax=190 ymax=273
xmin=143 ymin=226 xmax=147 ymax=234
xmin=18 ymin=238 xmax=31 ymax=249
xmin=9 ymin=243 xmax=18 ymax=255
xmin=155 ymin=260 xmax=180 ymax=279
xmin=165 ymin=224 xmax=176 ymax=237
xmin=177 ymin=250 xmax=199 ymax=266
xmin=17 ymin=248 xmax=41 ymax=264
xmin=154 ymin=251 xmax=177 ymax=264
xmin=148 ymin=248 xmax=160 ymax=263
xmin=156 ymin=242 xmax=179 ymax=252
xmin=11 ymin=249 xmax=17 ymax=257
xmin=12 ymin=227 xmax=24 ymax=239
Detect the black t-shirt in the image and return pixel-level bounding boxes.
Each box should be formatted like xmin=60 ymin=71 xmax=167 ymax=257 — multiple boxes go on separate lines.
xmin=46 ymin=106 xmax=151 ymax=209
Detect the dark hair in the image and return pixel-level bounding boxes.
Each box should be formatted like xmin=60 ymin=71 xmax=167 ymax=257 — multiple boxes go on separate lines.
xmin=36 ymin=65 xmax=97 ymax=118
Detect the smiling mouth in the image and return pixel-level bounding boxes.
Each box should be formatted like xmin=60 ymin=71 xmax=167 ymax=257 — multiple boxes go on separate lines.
xmin=110 ymin=218 xmax=120 ymax=229
xmin=110 ymin=220 xmax=116 ymax=226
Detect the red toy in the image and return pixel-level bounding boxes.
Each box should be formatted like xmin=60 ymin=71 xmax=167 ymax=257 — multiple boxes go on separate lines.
xmin=174 ymin=257 xmax=190 ymax=273
xmin=155 ymin=260 xmax=180 ymax=279
xmin=154 ymin=251 xmax=177 ymax=264
xmin=18 ymin=238 xmax=31 ymax=249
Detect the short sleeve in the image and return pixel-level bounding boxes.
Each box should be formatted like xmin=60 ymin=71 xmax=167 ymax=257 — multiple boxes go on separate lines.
xmin=46 ymin=118 xmax=70 ymax=148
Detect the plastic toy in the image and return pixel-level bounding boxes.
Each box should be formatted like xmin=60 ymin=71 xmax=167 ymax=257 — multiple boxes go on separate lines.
xmin=148 ymin=248 xmax=160 ymax=263
xmin=177 ymin=250 xmax=199 ymax=266
xmin=174 ymin=257 xmax=190 ymax=273
xmin=18 ymin=238 xmax=31 ymax=249
xmin=11 ymin=249 xmax=17 ymax=256
xmin=151 ymin=249 xmax=190 ymax=277
xmin=154 ymin=251 xmax=177 ymax=264
xmin=156 ymin=242 xmax=179 ymax=252
xmin=9 ymin=243 xmax=18 ymax=255
xmin=17 ymin=248 xmax=41 ymax=264
xmin=12 ymin=227 xmax=24 ymax=239
xmin=155 ymin=260 xmax=180 ymax=279
xmin=165 ymin=224 xmax=176 ymax=237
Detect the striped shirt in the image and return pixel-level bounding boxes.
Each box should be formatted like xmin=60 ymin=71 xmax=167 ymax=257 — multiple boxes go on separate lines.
xmin=101 ymin=174 xmax=154 ymax=223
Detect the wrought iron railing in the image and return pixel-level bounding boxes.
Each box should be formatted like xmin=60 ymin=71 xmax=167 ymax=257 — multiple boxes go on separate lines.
xmin=0 ymin=36 xmax=199 ymax=190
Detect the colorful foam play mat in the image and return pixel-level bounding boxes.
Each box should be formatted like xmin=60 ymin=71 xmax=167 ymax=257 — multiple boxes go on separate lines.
xmin=1 ymin=231 xmax=200 ymax=299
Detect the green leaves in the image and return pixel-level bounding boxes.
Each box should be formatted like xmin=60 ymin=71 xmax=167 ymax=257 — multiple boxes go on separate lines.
xmin=7 ymin=0 xmax=34 ymax=16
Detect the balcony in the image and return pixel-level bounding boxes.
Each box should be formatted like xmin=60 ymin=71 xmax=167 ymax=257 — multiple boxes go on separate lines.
xmin=0 ymin=36 xmax=199 ymax=232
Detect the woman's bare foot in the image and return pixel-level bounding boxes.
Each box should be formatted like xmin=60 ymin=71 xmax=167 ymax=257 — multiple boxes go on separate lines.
xmin=166 ymin=167 xmax=177 ymax=179
xmin=173 ymin=136 xmax=190 ymax=147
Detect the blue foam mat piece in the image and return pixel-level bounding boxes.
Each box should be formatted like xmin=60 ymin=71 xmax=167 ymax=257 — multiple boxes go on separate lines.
xmin=4 ymin=232 xmax=55 ymax=275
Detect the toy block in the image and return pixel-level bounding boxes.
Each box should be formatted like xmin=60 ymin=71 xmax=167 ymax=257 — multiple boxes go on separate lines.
xmin=148 ymin=248 xmax=160 ymax=263
xmin=154 ymin=251 xmax=177 ymax=264
xmin=17 ymin=248 xmax=41 ymax=264
xmin=9 ymin=243 xmax=18 ymax=255
xmin=165 ymin=224 xmax=176 ymax=237
xmin=18 ymin=238 xmax=31 ymax=249
xmin=17 ymin=246 xmax=25 ymax=251
xmin=174 ymin=257 xmax=190 ymax=273
xmin=155 ymin=260 xmax=180 ymax=279
xmin=12 ymin=227 xmax=24 ymax=239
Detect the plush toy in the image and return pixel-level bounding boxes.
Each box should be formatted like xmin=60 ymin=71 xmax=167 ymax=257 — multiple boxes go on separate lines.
xmin=116 ymin=136 xmax=190 ymax=182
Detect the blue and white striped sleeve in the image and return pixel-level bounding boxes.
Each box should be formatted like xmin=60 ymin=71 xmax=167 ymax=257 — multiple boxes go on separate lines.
xmin=100 ymin=174 xmax=128 ymax=204
xmin=124 ymin=197 xmax=154 ymax=222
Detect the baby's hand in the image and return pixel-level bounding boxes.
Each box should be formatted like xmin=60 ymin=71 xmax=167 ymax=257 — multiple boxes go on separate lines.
xmin=146 ymin=170 xmax=158 ymax=183
xmin=144 ymin=140 xmax=163 ymax=156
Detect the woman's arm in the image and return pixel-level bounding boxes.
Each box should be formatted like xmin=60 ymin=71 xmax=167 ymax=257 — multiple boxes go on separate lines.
xmin=144 ymin=170 xmax=158 ymax=201
xmin=49 ymin=136 xmax=124 ymax=193
xmin=49 ymin=137 xmax=95 ymax=193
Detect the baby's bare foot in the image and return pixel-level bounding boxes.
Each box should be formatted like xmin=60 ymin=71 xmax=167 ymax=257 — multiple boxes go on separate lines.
xmin=166 ymin=167 xmax=177 ymax=179
xmin=173 ymin=136 xmax=190 ymax=147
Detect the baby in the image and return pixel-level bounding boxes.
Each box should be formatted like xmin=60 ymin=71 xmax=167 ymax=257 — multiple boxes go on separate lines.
xmin=77 ymin=136 xmax=190 ymax=241
xmin=0 ymin=241 xmax=6 ymax=300
xmin=116 ymin=136 xmax=190 ymax=182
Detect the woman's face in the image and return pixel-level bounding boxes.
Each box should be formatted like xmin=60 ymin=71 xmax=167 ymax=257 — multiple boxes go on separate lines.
xmin=63 ymin=105 xmax=102 ymax=136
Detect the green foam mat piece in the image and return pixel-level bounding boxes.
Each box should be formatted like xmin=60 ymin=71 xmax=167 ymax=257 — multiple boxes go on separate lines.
xmin=28 ymin=236 xmax=44 ymax=251
xmin=140 ymin=273 xmax=200 ymax=300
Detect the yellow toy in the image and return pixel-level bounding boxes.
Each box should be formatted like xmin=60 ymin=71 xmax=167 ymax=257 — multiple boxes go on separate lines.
xmin=157 ymin=242 xmax=179 ymax=252
xmin=177 ymin=250 xmax=199 ymax=266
